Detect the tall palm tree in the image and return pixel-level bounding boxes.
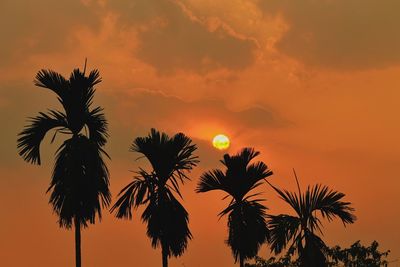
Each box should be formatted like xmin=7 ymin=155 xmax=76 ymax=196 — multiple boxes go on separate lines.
xmin=17 ymin=65 xmax=111 ymax=267
xmin=267 ymin=175 xmax=356 ymax=267
xmin=196 ymin=148 xmax=272 ymax=267
xmin=110 ymin=129 xmax=198 ymax=267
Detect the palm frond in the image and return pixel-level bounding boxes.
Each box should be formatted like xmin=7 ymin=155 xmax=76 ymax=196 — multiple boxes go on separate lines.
xmin=270 ymin=185 xmax=302 ymax=218
xmin=85 ymin=106 xmax=108 ymax=146
xmin=17 ymin=110 xmax=68 ymax=165
xmin=196 ymin=169 xmax=227 ymax=193
xmin=130 ymin=128 xmax=198 ymax=188
xmin=64 ymin=68 xmax=102 ymax=134
xmin=221 ymin=147 xmax=260 ymax=169
xmin=268 ymin=214 xmax=301 ymax=254
xmin=245 ymin=161 xmax=273 ymax=192
xmin=308 ymin=184 xmax=356 ymax=225
xmin=130 ymin=128 xmax=165 ymax=156
xmin=34 ymin=69 xmax=68 ymax=104
xmin=268 ymin=181 xmax=356 ymax=265
xmin=81 ymin=69 xmax=102 ymax=108
xmin=173 ymin=133 xmax=199 ymax=170
xmin=198 ymin=147 xmax=271 ymax=201
xmin=110 ymin=174 xmax=152 ymax=219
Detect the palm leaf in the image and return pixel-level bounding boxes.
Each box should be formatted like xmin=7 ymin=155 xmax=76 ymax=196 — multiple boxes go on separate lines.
xmin=267 ymin=180 xmax=356 ymax=265
xmin=130 ymin=128 xmax=198 ymax=187
xmin=196 ymin=169 xmax=227 ymax=193
xmin=84 ymin=69 xmax=102 ymax=107
xmin=309 ymin=184 xmax=356 ymax=225
xmin=85 ymin=106 xmax=108 ymax=146
xmin=268 ymin=214 xmax=301 ymax=254
xmin=198 ymin=147 xmax=272 ymax=201
xmin=221 ymin=147 xmax=260 ymax=169
xmin=110 ymin=175 xmax=152 ymax=219
xmin=17 ymin=110 xmax=67 ymax=164
xmin=34 ymin=69 xmax=68 ymax=105
xmin=270 ymin=185 xmax=302 ymax=218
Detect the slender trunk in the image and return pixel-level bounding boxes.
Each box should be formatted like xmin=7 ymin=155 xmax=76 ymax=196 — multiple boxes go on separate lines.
xmin=75 ymin=217 xmax=81 ymax=267
xmin=239 ymin=255 xmax=244 ymax=267
xmin=161 ymin=243 xmax=168 ymax=267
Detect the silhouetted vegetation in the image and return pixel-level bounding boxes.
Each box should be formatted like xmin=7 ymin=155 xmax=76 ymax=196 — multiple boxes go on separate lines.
xmin=245 ymin=255 xmax=296 ymax=267
xmin=245 ymin=240 xmax=390 ymax=267
xmin=197 ymin=148 xmax=273 ymax=267
xmin=17 ymin=65 xmax=110 ymax=267
xmin=266 ymin=172 xmax=356 ymax=267
xmin=326 ymin=240 xmax=390 ymax=266
xmin=17 ymin=64 xmax=393 ymax=267
xmin=110 ymin=129 xmax=198 ymax=267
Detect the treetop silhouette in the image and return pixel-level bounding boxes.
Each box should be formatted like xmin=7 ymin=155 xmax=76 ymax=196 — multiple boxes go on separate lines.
xmin=111 ymin=128 xmax=198 ymax=267
xmin=17 ymin=65 xmax=110 ymax=267
xmin=267 ymin=172 xmax=356 ymax=267
xmin=197 ymin=147 xmax=273 ymax=267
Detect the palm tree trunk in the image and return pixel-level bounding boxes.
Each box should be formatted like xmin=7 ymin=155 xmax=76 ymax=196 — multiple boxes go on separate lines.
xmin=161 ymin=243 xmax=168 ymax=267
xmin=75 ymin=217 xmax=81 ymax=267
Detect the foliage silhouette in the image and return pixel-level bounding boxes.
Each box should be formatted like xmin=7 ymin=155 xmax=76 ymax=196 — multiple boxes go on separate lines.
xmin=326 ymin=240 xmax=390 ymax=266
xmin=110 ymin=129 xmax=198 ymax=267
xmin=245 ymin=240 xmax=390 ymax=267
xmin=17 ymin=65 xmax=111 ymax=267
xmin=197 ymin=148 xmax=272 ymax=267
xmin=266 ymin=173 xmax=356 ymax=267
xmin=244 ymin=255 xmax=297 ymax=267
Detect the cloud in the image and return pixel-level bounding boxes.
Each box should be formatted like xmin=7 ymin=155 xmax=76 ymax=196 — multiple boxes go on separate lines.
xmin=0 ymin=80 xmax=59 ymax=166
xmin=107 ymin=0 xmax=257 ymax=73
xmin=110 ymin=89 xmax=288 ymax=138
xmin=0 ymin=0 xmax=101 ymax=67
xmin=259 ymin=0 xmax=400 ymax=69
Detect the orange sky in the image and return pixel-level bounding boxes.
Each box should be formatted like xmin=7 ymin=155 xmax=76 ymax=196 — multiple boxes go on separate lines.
xmin=1 ymin=0 xmax=400 ymax=266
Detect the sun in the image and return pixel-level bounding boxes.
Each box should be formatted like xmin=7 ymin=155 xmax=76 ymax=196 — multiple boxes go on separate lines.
xmin=212 ymin=134 xmax=230 ymax=150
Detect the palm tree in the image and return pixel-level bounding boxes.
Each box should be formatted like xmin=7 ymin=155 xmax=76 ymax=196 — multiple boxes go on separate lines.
xmin=17 ymin=65 xmax=111 ymax=267
xmin=267 ymin=173 xmax=356 ymax=267
xmin=110 ymin=129 xmax=198 ymax=267
xmin=197 ymin=148 xmax=272 ymax=267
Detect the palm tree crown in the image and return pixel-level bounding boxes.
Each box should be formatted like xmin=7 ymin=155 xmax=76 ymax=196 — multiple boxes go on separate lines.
xmin=110 ymin=129 xmax=198 ymax=267
xmin=17 ymin=66 xmax=110 ymax=267
xmin=267 ymin=180 xmax=356 ymax=267
xmin=197 ymin=148 xmax=273 ymax=267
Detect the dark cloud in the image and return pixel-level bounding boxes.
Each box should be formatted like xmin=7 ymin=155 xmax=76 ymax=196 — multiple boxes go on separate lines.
xmin=0 ymin=0 xmax=101 ymax=66
xmin=260 ymin=0 xmax=400 ymax=69
xmin=98 ymin=88 xmax=289 ymax=167
xmin=108 ymin=0 xmax=257 ymax=73
xmin=112 ymin=89 xmax=287 ymax=130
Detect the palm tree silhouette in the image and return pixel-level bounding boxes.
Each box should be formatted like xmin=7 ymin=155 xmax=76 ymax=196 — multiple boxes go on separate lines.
xmin=110 ymin=129 xmax=198 ymax=267
xmin=267 ymin=172 xmax=356 ymax=267
xmin=17 ymin=65 xmax=111 ymax=267
xmin=197 ymin=148 xmax=272 ymax=267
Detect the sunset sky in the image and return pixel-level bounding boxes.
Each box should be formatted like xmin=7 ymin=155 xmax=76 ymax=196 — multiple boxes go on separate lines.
xmin=1 ymin=0 xmax=400 ymax=266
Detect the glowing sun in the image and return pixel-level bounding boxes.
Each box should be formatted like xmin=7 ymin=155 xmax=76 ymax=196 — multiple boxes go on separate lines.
xmin=212 ymin=134 xmax=230 ymax=150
